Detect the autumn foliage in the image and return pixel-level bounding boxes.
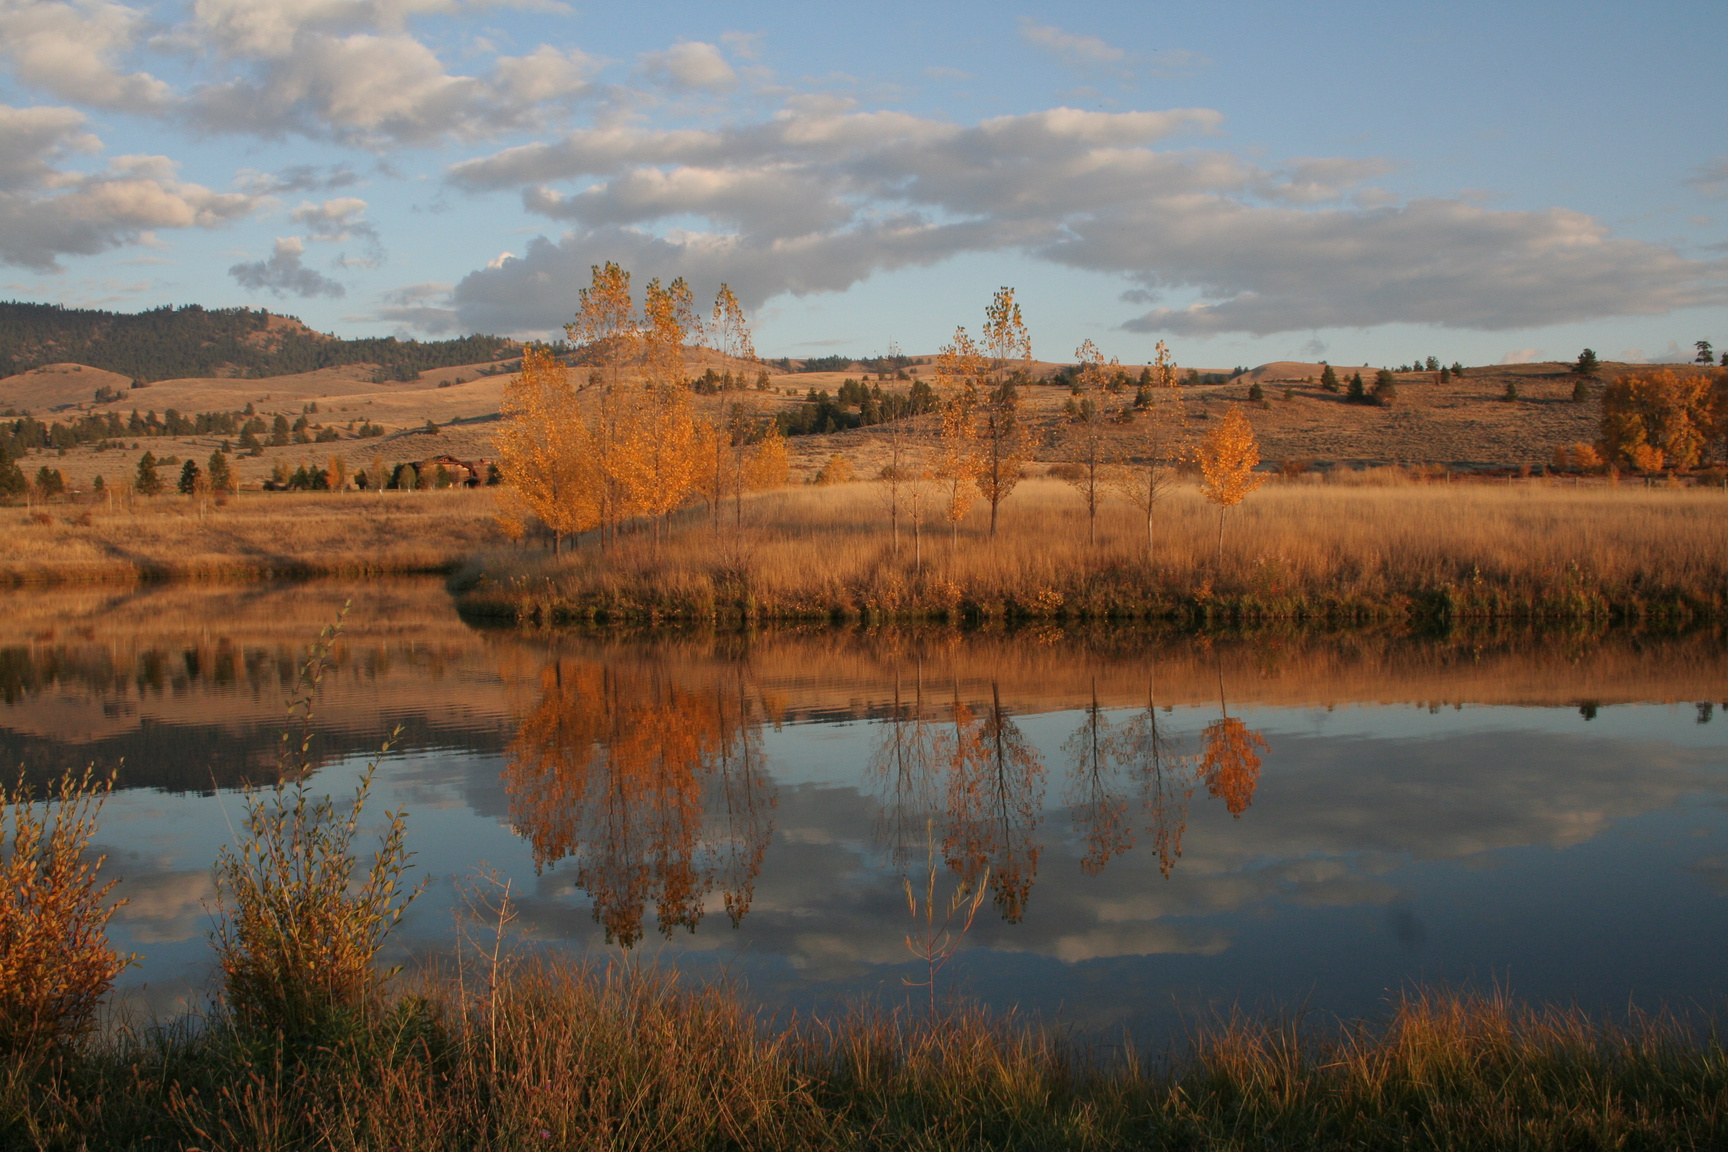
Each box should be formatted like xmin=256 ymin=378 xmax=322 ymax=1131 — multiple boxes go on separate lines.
xmin=1597 ymin=368 xmax=1726 ymax=471
xmin=495 ymin=265 xmax=786 ymax=548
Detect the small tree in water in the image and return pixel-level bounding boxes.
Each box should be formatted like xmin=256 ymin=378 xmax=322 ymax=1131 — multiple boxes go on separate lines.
xmin=1196 ymin=405 xmax=1265 ymax=567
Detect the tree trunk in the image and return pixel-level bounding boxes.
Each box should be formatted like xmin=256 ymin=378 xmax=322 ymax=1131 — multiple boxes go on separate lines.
xmin=1216 ymin=507 xmax=1226 ymax=568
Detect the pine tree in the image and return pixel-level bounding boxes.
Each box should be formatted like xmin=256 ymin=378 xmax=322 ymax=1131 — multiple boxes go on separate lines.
xmin=1320 ymin=364 xmax=1340 ymax=393
xmin=177 ymin=458 xmax=201 ymax=494
xmin=1347 ymin=372 xmax=1366 ymax=403
xmin=1372 ymin=369 xmax=1397 ymax=406
xmin=207 ymin=450 xmax=234 ymax=493
xmin=1573 ymin=348 xmax=1600 ymax=377
xmin=134 ymin=451 xmax=162 ymax=495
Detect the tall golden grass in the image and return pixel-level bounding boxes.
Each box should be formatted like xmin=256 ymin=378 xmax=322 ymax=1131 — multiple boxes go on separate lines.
xmin=1 ymin=488 xmax=500 ymax=585
xmin=460 ymin=477 xmax=1728 ymax=624
xmin=7 ymin=961 xmax=1725 ymax=1150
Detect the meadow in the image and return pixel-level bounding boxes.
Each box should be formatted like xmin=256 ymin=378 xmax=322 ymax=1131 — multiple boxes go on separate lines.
xmin=0 ymin=488 xmax=499 ymax=585
xmin=459 ymin=474 xmax=1728 ymax=626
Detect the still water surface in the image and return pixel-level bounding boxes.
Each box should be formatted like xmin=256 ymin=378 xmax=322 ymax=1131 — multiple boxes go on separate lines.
xmin=5 ymin=580 xmax=1725 ymax=1039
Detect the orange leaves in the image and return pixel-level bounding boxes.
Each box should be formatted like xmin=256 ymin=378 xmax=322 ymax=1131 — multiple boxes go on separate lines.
xmin=495 ymin=344 xmax=595 ymax=550
xmin=1 ymin=768 xmax=132 ymax=1055
xmin=501 ymin=659 xmax=775 ymax=948
xmin=1598 ymin=368 xmax=1720 ymax=470
xmin=1200 ymin=716 xmax=1266 ymax=817
xmin=1197 ymin=404 xmax=1266 ymax=510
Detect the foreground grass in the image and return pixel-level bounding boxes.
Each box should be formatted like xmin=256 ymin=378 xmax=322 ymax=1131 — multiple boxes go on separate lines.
xmin=1 ymin=489 xmax=501 ymax=585
xmin=459 ymin=477 xmax=1728 ymax=626
xmin=5 ymin=965 xmax=1722 ymax=1151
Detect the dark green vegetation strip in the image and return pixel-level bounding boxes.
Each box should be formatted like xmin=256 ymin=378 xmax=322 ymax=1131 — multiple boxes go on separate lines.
xmin=0 ymin=301 xmax=511 ymax=382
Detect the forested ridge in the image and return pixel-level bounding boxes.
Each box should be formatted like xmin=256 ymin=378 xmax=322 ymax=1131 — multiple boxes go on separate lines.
xmin=0 ymin=302 xmax=514 ymax=382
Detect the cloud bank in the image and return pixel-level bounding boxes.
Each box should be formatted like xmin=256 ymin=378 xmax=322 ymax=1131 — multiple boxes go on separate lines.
xmin=443 ymin=102 xmax=1725 ymax=337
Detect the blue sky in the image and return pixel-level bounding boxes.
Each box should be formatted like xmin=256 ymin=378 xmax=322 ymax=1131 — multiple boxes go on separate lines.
xmin=0 ymin=0 xmax=1723 ymax=367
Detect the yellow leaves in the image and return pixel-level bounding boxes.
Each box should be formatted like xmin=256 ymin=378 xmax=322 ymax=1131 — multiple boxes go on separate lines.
xmin=710 ymin=283 xmax=755 ymax=363
xmin=1200 ymin=716 xmax=1266 ymax=817
xmin=744 ymin=422 xmax=788 ymax=490
xmin=1 ymin=767 xmax=131 ymax=1055
xmin=1197 ymin=404 xmax=1265 ymax=510
xmin=982 ymin=285 xmax=1031 ymax=369
xmin=813 ymin=454 xmax=854 ymax=485
xmin=501 ymin=659 xmax=774 ymax=948
xmin=496 ymin=345 xmax=596 ymax=547
xmin=1599 ymin=368 xmax=1719 ymax=470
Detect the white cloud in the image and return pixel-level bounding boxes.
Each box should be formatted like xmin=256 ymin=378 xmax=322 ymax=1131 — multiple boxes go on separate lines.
xmin=439 ymin=100 xmax=1724 ymax=337
xmin=1018 ymin=18 xmax=1124 ymax=68
xmin=229 ymin=235 xmax=345 ymax=296
xmin=1499 ymin=348 xmax=1541 ymax=364
xmin=0 ymin=0 xmax=173 ymax=111
xmin=290 ymin=195 xmax=370 ymax=241
xmin=0 ymin=105 xmax=259 ymax=268
xmin=1686 ymin=157 xmax=1728 ymax=200
xmin=639 ymin=40 xmax=736 ymax=92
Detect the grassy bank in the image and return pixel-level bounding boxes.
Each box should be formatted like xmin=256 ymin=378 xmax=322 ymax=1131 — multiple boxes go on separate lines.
xmin=1 ymin=489 xmax=501 ymax=585
xmin=7 ymin=966 xmax=1724 ymax=1151
xmin=458 ymin=477 xmax=1728 ymax=626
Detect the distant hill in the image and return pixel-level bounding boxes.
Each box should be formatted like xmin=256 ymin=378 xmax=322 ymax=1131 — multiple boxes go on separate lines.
xmin=0 ymin=302 xmax=514 ymax=383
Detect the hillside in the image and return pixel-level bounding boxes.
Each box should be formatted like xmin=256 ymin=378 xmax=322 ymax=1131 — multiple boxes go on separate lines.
xmin=0 ymin=350 xmax=1699 ymax=499
xmin=0 ymin=302 xmax=514 ymax=383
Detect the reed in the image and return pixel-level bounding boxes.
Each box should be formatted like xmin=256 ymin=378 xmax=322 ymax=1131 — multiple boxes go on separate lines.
xmin=6 ymin=966 xmax=1723 ymax=1150
xmin=460 ymin=477 xmax=1728 ymax=625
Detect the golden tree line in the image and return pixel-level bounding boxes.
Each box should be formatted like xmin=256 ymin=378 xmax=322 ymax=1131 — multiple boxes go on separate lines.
xmin=1585 ymin=367 xmax=1728 ymax=474
xmin=911 ymin=287 xmax=1265 ymax=556
xmin=495 ymin=263 xmax=789 ymax=550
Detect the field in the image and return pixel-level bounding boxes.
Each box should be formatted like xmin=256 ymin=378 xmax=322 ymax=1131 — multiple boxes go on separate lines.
xmin=3 ymin=355 xmax=1653 ymax=501
xmin=0 ymin=488 xmax=499 ymax=584
xmin=460 ymin=475 xmax=1728 ymax=625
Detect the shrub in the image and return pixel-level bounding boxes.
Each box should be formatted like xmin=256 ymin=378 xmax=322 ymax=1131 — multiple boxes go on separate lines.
xmin=0 ymin=768 xmax=132 ymax=1060
xmin=1503 ymin=381 xmax=1520 ymax=401
xmin=813 ymin=454 xmax=853 ymax=485
xmin=211 ymin=613 xmax=422 ymax=1041
xmin=1247 ymin=381 xmax=1264 ymax=401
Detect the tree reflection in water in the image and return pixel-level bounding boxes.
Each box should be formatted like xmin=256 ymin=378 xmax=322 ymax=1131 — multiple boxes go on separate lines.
xmin=870 ymin=660 xmax=1270 ymax=922
xmin=870 ymin=675 xmax=1047 ymax=922
xmin=1200 ymin=667 xmax=1267 ymax=818
xmin=501 ymin=658 xmax=775 ymax=948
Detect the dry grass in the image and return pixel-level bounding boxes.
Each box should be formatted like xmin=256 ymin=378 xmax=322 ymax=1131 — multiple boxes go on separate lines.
xmin=6 ymin=964 xmax=1723 ymax=1150
xmin=0 ymin=488 xmax=503 ymax=585
xmin=459 ymin=476 xmax=1728 ymax=625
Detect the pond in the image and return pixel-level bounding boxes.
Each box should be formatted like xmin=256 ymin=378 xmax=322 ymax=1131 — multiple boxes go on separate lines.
xmin=5 ymin=580 xmax=1725 ymax=1040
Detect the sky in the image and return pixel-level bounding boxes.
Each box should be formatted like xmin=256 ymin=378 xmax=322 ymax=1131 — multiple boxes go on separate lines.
xmin=0 ymin=0 xmax=1724 ymax=368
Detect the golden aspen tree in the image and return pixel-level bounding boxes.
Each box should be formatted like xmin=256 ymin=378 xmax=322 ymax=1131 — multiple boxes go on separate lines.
xmin=971 ymin=288 xmax=1033 ymax=538
xmin=700 ymin=285 xmax=757 ymax=523
xmin=934 ymin=328 xmax=983 ymax=543
xmin=496 ymin=344 xmax=594 ymax=554
xmin=633 ymin=277 xmax=702 ymax=540
xmin=1598 ymin=369 xmax=1716 ymax=469
xmin=744 ymin=421 xmax=788 ymax=490
xmin=1107 ymin=339 xmax=1184 ymax=558
xmin=1196 ymin=403 xmax=1266 ymax=565
xmin=1061 ymin=339 xmax=1116 ymax=546
xmin=566 ymin=262 xmax=638 ymax=546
